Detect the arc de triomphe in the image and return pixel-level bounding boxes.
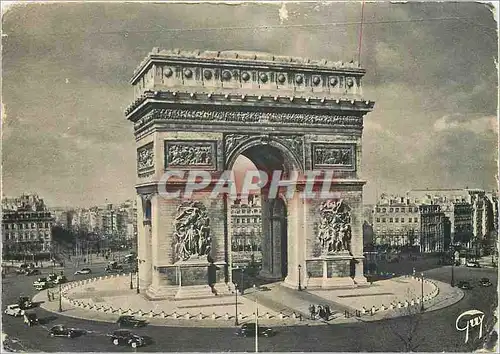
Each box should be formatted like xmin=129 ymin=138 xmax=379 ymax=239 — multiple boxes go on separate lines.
xmin=126 ymin=49 xmax=375 ymax=299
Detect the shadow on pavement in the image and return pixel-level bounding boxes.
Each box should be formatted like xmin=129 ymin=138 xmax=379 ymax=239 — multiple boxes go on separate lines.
xmin=39 ymin=315 xmax=58 ymax=325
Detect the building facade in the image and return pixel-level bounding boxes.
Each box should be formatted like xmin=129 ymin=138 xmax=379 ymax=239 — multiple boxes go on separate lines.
xmin=407 ymin=188 xmax=494 ymax=252
xmin=2 ymin=194 xmax=54 ymax=257
xmin=230 ymin=194 xmax=262 ymax=264
xmin=419 ymin=204 xmax=448 ymax=253
xmin=372 ymin=195 xmax=420 ymax=248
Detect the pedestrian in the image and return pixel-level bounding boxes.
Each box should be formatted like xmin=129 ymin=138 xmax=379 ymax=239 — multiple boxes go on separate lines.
xmin=319 ymin=306 xmax=326 ymax=320
xmin=325 ymin=305 xmax=331 ymax=320
xmin=309 ymin=304 xmax=315 ymax=320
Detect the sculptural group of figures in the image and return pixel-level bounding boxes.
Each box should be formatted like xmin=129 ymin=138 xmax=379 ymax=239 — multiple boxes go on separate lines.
xmin=137 ymin=147 xmax=154 ymax=170
xmin=317 ymin=199 xmax=352 ymax=254
xmin=168 ymin=145 xmax=212 ymax=166
xmin=173 ymin=201 xmax=212 ymax=262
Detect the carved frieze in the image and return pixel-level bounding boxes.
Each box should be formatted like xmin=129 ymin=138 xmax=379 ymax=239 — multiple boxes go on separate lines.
xmin=224 ymin=134 xmax=253 ymax=160
xmin=317 ymin=200 xmax=352 ymax=255
xmin=165 ymin=140 xmax=217 ymax=170
xmin=173 ymin=201 xmax=212 ymax=262
xmin=134 ymin=108 xmax=362 ymax=130
xmin=274 ymin=135 xmax=304 ymax=163
xmin=312 ymin=143 xmax=356 ymax=171
xmin=137 ymin=143 xmax=154 ymax=176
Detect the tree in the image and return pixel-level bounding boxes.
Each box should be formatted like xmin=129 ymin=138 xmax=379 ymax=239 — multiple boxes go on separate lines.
xmin=383 ymin=289 xmax=424 ymax=351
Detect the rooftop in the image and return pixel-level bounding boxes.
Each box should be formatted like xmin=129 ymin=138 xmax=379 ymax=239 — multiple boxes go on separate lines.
xmin=131 ymin=48 xmax=363 ymax=84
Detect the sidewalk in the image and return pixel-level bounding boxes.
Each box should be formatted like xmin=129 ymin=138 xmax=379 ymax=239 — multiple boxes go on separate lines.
xmin=35 ymin=274 xmax=463 ymax=327
xmin=35 ymin=275 xmax=303 ymax=328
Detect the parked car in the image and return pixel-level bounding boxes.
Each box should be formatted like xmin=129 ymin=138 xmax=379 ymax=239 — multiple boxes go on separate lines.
xmin=466 ymin=261 xmax=480 ymax=268
xmin=236 ymin=323 xmax=276 ymax=337
xmin=24 ymin=312 xmax=39 ymax=327
xmin=108 ymin=330 xmax=145 ymax=348
xmin=53 ymin=275 xmax=67 ymax=284
xmin=457 ymin=281 xmax=473 ymax=290
xmin=48 ymin=325 xmax=77 ymax=338
xmin=74 ymin=268 xmax=92 ymax=275
xmin=4 ymin=304 xmax=25 ymax=317
xmin=33 ymin=277 xmax=48 ymax=288
xmin=479 ymin=278 xmax=492 ymax=287
xmin=18 ymin=296 xmax=34 ymax=310
xmin=47 ymin=273 xmax=58 ymax=282
xmin=116 ymin=315 xmax=147 ymax=328
xmin=105 ymin=266 xmax=124 ymax=273
xmin=25 ymin=269 xmax=41 ymax=276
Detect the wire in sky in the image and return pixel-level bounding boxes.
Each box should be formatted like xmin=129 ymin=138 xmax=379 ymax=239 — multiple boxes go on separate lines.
xmin=6 ymin=16 xmax=489 ymax=38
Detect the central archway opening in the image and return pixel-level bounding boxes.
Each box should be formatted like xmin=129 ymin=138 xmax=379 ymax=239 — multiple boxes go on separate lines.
xmin=229 ymin=143 xmax=294 ymax=284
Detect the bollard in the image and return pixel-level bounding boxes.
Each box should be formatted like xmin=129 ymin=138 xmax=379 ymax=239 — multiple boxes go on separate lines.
xmin=211 ymin=312 xmax=216 ymax=320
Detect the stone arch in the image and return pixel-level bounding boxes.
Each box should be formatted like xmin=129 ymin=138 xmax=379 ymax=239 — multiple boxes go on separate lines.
xmin=225 ymin=136 xmax=304 ymax=173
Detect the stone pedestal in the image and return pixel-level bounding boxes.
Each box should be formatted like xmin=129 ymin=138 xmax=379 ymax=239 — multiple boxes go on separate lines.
xmin=145 ymin=258 xmax=230 ymax=300
xmin=305 ymin=252 xmax=356 ymax=289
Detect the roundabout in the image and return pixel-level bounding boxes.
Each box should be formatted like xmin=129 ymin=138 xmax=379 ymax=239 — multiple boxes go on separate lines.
xmin=2 ymin=262 xmax=496 ymax=352
xmin=32 ymin=272 xmax=454 ymax=328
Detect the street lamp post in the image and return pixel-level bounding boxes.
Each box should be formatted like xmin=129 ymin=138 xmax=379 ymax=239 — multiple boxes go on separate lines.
xmin=451 ymin=249 xmax=455 ymax=287
xmin=420 ymin=272 xmax=425 ymax=313
xmin=240 ymin=267 xmax=245 ymax=295
xmin=253 ymin=284 xmax=258 ymax=353
xmin=58 ymin=282 xmax=62 ymax=312
xmin=136 ymin=260 xmax=140 ymax=294
xmin=130 ymin=269 xmax=134 ymax=290
xmin=298 ymin=264 xmax=302 ymax=291
xmin=234 ymin=283 xmax=239 ymax=326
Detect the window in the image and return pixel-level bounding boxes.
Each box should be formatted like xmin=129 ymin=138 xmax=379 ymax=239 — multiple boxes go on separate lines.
xmin=45 ymin=222 xmax=49 ymax=228
xmin=376 ymin=218 xmax=380 ymax=222
xmin=401 ymin=218 xmax=405 ymax=222
xmin=389 ymin=218 xmax=393 ymax=223
xmin=395 ymin=218 xmax=399 ymax=222
xmin=414 ymin=207 xmax=419 ymax=212
xmin=382 ymin=208 xmax=386 ymax=213
xmin=401 ymin=207 xmax=405 ymax=212
xmin=390 ymin=208 xmax=394 ymax=212
xmin=395 ymin=208 xmax=399 ymax=212
xmin=382 ymin=218 xmax=386 ymax=222
xmin=414 ymin=218 xmax=418 ymax=223
xmin=376 ymin=208 xmax=380 ymax=212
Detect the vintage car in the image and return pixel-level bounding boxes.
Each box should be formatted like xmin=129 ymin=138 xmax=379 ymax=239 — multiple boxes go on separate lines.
xmin=479 ymin=278 xmax=492 ymax=287
xmin=74 ymin=268 xmax=92 ymax=275
xmin=18 ymin=296 xmax=34 ymax=310
xmin=48 ymin=325 xmax=78 ymax=338
xmin=24 ymin=312 xmax=39 ymax=327
xmin=25 ymin=269 xmax=41 ymax=276
xmin=116 ymin=315 xmax=147 ymax=328
xmin=457 ymin=281 xmax=473 ymax=290
xmin=108 ymin=330 xmax=145 ymax=348
xmin=53 ymin=275 xmax=67 ymax=284
xmin=4 ymin=304 xmax=25 ymax=317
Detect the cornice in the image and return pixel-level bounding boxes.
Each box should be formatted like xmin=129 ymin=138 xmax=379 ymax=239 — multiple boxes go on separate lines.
xmin=125 ymin=90 xmax=374 ymax=119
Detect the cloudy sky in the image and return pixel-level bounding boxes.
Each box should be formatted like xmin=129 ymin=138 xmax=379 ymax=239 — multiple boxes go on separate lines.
xmin=2 ymin=1 xmax=498 ymax=207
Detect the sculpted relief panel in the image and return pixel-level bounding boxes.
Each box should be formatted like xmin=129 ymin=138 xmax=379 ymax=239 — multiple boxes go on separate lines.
xmin=317 ymin=200 xmax=352 ymax=255
xmin=312 ymin=143 xmax=356 ymax=171
xmin=165 ymin=141 xmax=217 ymax=170
xmin=173 ymin=201 xmax=212 ymax=262
xmin=137 ymin=143 xmax=154 ymax=176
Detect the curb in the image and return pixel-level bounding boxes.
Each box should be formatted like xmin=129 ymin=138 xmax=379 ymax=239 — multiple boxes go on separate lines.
xmin=48 ymin=275 xmax=304 ymax=325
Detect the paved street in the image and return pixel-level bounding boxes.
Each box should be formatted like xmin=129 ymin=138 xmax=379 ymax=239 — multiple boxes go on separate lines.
xmin=2 ymin=261 xmax=497 ymax=352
